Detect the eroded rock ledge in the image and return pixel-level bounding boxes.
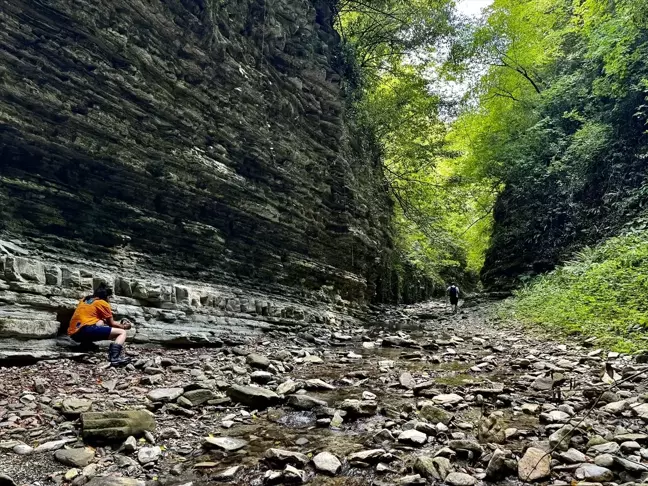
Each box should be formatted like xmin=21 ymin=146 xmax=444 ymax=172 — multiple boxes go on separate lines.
xmin=0 ymin=246 xmax=365 ymax=361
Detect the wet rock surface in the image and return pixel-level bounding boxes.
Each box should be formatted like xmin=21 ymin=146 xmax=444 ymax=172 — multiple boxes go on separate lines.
xmin=2 ymin=301 xmax=648 ymax=485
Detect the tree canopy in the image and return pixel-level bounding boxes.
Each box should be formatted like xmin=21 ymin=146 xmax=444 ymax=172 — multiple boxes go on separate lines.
xmin=335 ymin=0 xmax=648 ymax=296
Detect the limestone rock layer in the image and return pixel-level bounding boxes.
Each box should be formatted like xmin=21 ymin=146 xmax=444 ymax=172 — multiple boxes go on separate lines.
xmin=0 ymin=0 xmax=394 ymax=357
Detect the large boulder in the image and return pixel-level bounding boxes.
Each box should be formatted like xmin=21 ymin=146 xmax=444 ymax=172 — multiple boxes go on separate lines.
xmin=81 ymin=410 xmax=156 ymax=442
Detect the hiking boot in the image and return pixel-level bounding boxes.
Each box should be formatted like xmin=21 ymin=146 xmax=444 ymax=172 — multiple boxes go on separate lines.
xmin=108 ymin=343 xmax=131 ymax=367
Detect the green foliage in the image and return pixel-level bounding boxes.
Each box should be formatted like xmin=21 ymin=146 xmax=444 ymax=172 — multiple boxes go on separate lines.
xmin=448 ymin=0 xmax=648 ymax=285
xmin=335 ymin=0 xmax=496 ymax=291
xmin=334 ymin=0 xmax=455 ymax=80
xmin=500 ymin=230 xmax=648 ymax=352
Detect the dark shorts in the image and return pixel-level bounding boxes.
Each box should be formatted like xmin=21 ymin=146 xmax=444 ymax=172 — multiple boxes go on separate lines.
xmin=450 ymin=296 xmax=459 ymax=305
xmin=71 ymin=324 xmax=112 ymax=343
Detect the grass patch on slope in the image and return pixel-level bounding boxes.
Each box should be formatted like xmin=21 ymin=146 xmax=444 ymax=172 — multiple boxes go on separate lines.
xmin=499 ymin=231 xmax=648 ymax=352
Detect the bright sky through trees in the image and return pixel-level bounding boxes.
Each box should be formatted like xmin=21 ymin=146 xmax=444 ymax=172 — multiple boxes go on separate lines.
xmin=456 ymin=0 xmax=491 ymax=17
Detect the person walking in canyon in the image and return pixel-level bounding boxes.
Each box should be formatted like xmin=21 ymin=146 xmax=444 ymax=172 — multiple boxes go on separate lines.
xmin=67 ymin=283 xmax=133 ymax=366
xmin=447 ymin=283 xmax=460 ymax=314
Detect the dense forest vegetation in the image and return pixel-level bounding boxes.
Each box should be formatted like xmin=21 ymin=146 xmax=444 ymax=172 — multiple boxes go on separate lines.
xmin=334 ymin=0 xmax=496 ymax=294
xmin=463 ymin=0 xmax=648 ymax=288
xmin=336 ymin=0 xmax=648 ymax=339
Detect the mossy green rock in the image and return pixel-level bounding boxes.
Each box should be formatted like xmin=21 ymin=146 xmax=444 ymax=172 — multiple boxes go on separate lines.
xmin=81 ymin=410 xmax=156 ymax=442
xmin=419 ymin=403 xmax=452 ymax=425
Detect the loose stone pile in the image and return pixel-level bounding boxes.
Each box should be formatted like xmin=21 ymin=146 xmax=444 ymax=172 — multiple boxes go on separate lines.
xmin=2 ymin=301 xmax=648 ymax=486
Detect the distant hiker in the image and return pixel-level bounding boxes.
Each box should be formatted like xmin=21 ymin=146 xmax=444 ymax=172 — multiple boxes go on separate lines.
xmin=67 ymin=283 xmax=133 ymax=366
xmin=447 ymin=283 xmax=460 ymax=314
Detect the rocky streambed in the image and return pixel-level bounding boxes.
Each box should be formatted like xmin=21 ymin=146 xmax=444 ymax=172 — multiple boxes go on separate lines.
xmin=2 ymin=301 xmax=648 ymax=486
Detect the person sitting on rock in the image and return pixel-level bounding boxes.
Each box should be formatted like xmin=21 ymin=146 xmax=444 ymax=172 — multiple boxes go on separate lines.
xmin=67 ymin=283 xmax=133 ymax=366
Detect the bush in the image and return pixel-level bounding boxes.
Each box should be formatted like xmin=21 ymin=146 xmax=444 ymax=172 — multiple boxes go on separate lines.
xmin=499 ymin=230 xmax=648 ymax=352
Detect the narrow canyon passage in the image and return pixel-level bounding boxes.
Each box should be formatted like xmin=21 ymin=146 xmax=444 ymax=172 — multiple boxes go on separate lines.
xmin=2 ymin=0 xmax=648 ymax=485
xmin=2 ymin=301 xmax=646 ymax=486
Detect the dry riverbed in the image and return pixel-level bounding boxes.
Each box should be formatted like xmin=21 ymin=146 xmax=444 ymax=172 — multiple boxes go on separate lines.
xmin=2 ymin=301 xmax=648 ymax=486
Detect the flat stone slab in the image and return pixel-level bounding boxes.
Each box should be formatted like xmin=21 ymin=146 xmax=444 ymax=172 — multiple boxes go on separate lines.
xmin=518 ymin=447 xmax=551 ymax=481
xmin=203 ymin=437 xmax=249 ymax=452
xmin=226 ymin=385 xmax=279 ymax=409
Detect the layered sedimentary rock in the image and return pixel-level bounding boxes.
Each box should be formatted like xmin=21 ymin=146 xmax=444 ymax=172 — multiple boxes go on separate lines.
xmin=0 ymin=0 xmax=394 ymax=358
xmin=0 ymin=249 xmax=365 ymax=360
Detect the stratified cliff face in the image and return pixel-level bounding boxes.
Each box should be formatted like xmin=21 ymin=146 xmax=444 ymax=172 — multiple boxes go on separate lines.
xmin=0 ymin=0 xmax=394 ymax=359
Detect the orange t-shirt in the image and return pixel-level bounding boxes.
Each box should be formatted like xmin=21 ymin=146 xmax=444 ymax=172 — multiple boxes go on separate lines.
xmin=67 ymin=298 xmax=113 ymax=335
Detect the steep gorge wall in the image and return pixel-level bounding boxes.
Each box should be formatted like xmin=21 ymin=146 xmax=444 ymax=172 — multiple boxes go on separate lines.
xmin=481 ymin=122 xmax=648 ymax=289
xmin=0 ymin=0 xmax=394 ymax=358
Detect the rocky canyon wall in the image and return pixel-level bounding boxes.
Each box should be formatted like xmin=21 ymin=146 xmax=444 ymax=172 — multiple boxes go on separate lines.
xmin=0 ymin=0 xmax=394 ymax=359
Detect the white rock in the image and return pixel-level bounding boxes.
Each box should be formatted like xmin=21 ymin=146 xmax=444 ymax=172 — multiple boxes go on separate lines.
xmin=397 ymin=429 xmax=427 ymax=446
xmin=34 ymin=438 xmax=74 ymax=453
xmin=545 ymin=410 xmax=570 ymax=423
xmin=137 ymin=446 xmax=161 ymax=464
xmin=146 ymin=387 xmax=184 ymax=403
xmin=559 ymin=448 xmax=588 ymax=464
xmin=276 ymin=380 xmax=297 ymax=395
xmin=632 ymin=402 xmax=648 ymax=422
xmin=518 ymin=447 xmax=551 ymax=481
xmin=215 ymin=465 xmax=241 ymax=480
xmin=283 ymin=464 xmax=305 ymax=482
xmin=575 ymin=464 xmax=613 ymax=482
xmin=602 ymin=400 xmax=628 ymax=414
xmin=305 ymin=379 xmax=335 ymax=390
xmin=312 ymin=451 xmax=341 ymax=475
xmin=13 ymin=444 xmax=33 ymax=455
xmin=589 ymin=441 xmax=620 ymax=454
xmin=399 ymin=372 xmax=414 ymax=389
xmin=348 ymin=449 xmax=385 ymax=462
xmin=445 ymin=472 xmax=477 ymax=486
xmin=432 ymin=394 xmax=464 ymax=405
xmin=122 ymin=436 xmax=137 ymax=453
